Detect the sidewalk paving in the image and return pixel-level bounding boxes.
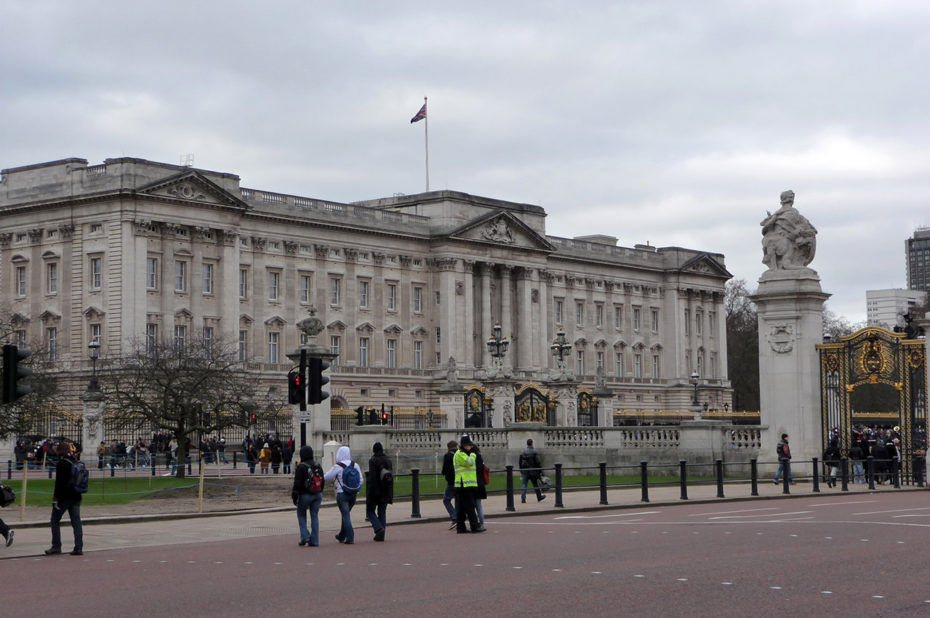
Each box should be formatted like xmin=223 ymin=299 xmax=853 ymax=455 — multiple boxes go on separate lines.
xmin=1 ymin=479 xmax=922 ymax=560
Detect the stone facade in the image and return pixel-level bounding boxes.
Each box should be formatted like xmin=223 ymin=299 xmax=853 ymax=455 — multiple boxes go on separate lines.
xmin=0 ymin=157 xmax=732 ymax=425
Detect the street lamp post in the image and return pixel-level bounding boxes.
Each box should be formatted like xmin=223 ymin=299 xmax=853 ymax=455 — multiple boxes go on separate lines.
xmin=486 ymin=323 xmax=510 ymax=378
xmin=88 ymin=340 xmax=101 ymax=391
xmin=690 ymin=371 xmax=700 ymax=406
xmin=550 ymin=326 xmax=572 ymax=379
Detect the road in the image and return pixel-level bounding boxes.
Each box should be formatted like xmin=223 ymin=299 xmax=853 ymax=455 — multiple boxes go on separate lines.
xmin=5 ymin=491 xmax=930 ymax=617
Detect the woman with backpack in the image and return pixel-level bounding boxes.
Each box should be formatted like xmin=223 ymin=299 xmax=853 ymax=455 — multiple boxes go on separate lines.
xmin=324 ymin=446 xmax=363 ymax=545
xmin=292 ymin=445 xmax=324 ymax=547
xmin=366 ymin=442 xmax=393 ymax=542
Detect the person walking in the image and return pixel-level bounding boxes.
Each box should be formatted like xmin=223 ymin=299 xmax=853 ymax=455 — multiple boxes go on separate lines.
xmin=773 ymin=433 xmax=794 ymax=485
xmin=0 ymin=480 xmax=13 ymax=547
xmin=454 ymin=435 xmax=483 ymax=534
xmin=281 ymin=442 xmax=293 ymax=475
xmin=366 ymin=442 xmax=393 ymax=542
xmin=441 ymin=440 xmax=458 ymax=530
xmin=519 ymin=438 xmax=546 ymax=503
xmin=259 ymin=443 xmax=272 ymax=474
xmin=324 ymin=446 xmax=363 ymax=544
xmin=823 ymin=442 xmax=841 ymax=488
xmin=45 ymin=442 xmax=84 ymax=556
xmin=245 ymin=439 xmax=258 ymax=475
xmin=292 ymin=445 xmax=324 ymax=547
xmin=270 ymin=443 xmax=282 ymax=474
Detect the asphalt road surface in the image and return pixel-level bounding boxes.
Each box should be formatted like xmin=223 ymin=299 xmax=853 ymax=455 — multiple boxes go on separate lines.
xmin=7 ymin=492 xmax=930 ymax=617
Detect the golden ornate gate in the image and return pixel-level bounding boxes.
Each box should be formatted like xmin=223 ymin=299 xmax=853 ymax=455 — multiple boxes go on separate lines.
xmin=818 ymin=327 xmax=927 ymax=481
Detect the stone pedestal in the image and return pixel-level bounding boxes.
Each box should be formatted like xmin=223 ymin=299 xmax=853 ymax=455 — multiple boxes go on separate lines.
xmin=81 ymin=386 xmax=106 ymax=454
xmin=752 ymin=271 xmax=829 ymax=464
xmin=487 ymin=381 xmax=515 ymax=427
xmin=549 ymin=383 xmax=579 ymax=426
xmin=438 ymin=391 xmax=462 ymax=429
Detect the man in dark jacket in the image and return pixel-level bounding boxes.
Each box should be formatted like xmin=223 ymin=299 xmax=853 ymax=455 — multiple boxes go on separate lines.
xmin=773 ymin=433 xmax=794 ymax=485
xmin=292 ymin=445 xmax=323 ymax=547
xmin=45 ymin=442 xmax=83 ymax=556
xmin=519 ymin=439 xmax=545 ymax=503
xmin=366 ymin=442 xmax=393 ymax=542
xmin=441 ymin=440 xmax=458 ymax=529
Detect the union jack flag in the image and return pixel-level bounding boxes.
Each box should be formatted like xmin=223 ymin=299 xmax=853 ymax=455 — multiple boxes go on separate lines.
xmin=410 ymin=103 xmax=427 ymax=124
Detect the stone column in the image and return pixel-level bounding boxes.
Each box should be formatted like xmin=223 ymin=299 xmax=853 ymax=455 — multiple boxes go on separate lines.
xmin=462 ymin=261 xmax=475 ymax=368
xmin=500 ymin=266 xmax=513 ymax=372
xmin=481 ymin=263 xmax=493 ymax=370
xmin=537 ymin=269 xmax=549 ymax=370
xmin=752 ymin=273 xmax=829 ymax=464
xmin=517 ymin=268 xmax=533 ymax=373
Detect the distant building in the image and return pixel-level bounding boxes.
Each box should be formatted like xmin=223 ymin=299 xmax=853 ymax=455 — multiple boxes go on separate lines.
xmin=865 ymin=288 xmax=926 ymax=330
xmin=0 ymin=156 xmax=732 ymax=429
xmin=905 ymin=227 xmax=930 ymax=291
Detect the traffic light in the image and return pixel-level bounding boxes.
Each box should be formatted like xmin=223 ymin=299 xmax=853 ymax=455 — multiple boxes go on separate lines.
xmin=308 ymin=357 xmax=330 ymax=405
xmin=355 ymin=406 xmax=364 ymax=426
xmin=2 ymin=344 xmax=33 ymax=404
xmin=381 ymin=410 xmax=388 ymax=425
xmin=287 ymin=370 xmax=304 ymax=405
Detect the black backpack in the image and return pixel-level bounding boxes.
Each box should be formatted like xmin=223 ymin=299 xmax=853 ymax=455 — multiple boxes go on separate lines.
xmin=69 ymin=460 xmax=89 ymax=494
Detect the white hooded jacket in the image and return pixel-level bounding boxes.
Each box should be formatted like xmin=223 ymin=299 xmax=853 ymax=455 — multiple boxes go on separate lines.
xmin=323 ymin=446 xmax=364 ymax=494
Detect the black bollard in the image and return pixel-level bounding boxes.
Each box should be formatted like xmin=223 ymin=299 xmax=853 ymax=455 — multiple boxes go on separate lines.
xmin=841 ymin=457 xmax=849 ymax=492
xmin=554 ymin=463 xmax=564 ymax=508
xmin=715 ymin=459 xmax=724 ymax=498
xmin=640 ymin=461 xmax=649 ymax=503
xmin=187 ymin=460 xmax=192 ymax=476
xmin=233 ymin=451 xmax=238 ymax=470
xmin=680 ymin=460 xmax=688 ymax=500
xmin=505 ymin=465 xmax=515 ymax=512
xmin=750 ymin=458 xmax=759 ymax=496
xmin=410 ymin=468 xmax=421 ymax=518
xmin=893 ymin=457 xmax=900 ymax=489
xmin=812 ymin=457 xmax=820 ymax=493
xmin=914 ymin=455 xmax=925 ymax=487
xmin=48 ymin=465 xmax=53 ymax=479
xmin=151 ymin=461 xmax=156 ymax=477
xmin=7 ymin=460 xmax=11 ymax=480
xmin=110 ymin=463 xmax=115 ymax=478
xmin=867 ymin=456 xmax=875 ymax=490
xmin=599 ymin=462 xmax=608 ymax=505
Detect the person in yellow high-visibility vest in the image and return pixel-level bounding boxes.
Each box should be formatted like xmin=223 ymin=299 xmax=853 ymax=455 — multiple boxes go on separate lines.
xmin=453 ymin=435 xmax=483 ymax=533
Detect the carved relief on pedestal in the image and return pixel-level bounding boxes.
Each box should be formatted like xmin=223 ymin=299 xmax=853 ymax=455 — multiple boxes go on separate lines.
xmin=767 ymin=323 xmax=795 ymax=354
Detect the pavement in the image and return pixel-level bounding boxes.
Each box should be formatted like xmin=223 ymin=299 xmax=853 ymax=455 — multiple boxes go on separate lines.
xmin=1 ymin=477 xmax=923 ymax=560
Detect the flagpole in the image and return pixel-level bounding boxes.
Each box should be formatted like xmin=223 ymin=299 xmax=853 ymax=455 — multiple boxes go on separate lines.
xmin=423 ymin=96 xmax=430 ymax=192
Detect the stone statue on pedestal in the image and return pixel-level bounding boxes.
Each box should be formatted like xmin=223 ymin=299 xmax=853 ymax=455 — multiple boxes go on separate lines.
xmin=760 ymin=190 xmax=817 ymax=274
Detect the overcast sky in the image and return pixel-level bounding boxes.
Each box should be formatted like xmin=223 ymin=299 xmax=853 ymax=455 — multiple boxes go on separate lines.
xmin=3 ymin=1 xmax=929 ymax=323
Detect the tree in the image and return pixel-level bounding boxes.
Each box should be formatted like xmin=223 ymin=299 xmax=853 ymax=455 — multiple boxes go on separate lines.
xmin=101 ymin=335 xmax=280 ymax=478
xmin=823 ymin=307 xmax=861 ymax=340
xmin=725 ymin=278 xmax=760 ymax=412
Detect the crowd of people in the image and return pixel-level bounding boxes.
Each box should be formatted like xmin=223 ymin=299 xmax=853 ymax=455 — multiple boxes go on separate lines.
xmin=242 ymin=434 xmax=294 ymax=475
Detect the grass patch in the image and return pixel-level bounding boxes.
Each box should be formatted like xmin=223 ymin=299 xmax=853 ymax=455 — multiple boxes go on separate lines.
xmin=2 ymin=476 xmax=199 ymax=506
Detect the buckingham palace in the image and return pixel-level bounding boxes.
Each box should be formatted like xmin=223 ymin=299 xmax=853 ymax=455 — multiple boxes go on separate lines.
xmin=0 ymin=156 xmax=732 ymax=433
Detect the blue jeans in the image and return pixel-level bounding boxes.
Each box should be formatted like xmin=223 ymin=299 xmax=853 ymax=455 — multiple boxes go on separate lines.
xmin=476 ymin=498 xmax=484 ymax=526
xmin=296 ymin=492 xmax=322 ymax=546
xmin=521 ymin=473 xmax=542 ymax=501
xmin=443 ymin=485 xmax=456 ymax=522
xmin=50 ymin=500 xmax=83 ymax=551
xmin=853 ymin=460 xmax=865 ymax=483
xmin=367 ymin=502 xmax=388 ymax=532
xmin=336 ymin=492 xmax=357 ymax=543
xmin=774 ymin=461 xmax=793 ymax=482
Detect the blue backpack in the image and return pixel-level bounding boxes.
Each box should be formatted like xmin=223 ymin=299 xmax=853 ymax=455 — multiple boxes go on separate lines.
xmin=338 ymin=461 xmax=362 ymax=494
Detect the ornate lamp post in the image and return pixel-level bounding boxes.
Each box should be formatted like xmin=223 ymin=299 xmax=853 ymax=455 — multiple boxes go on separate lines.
xmin=88 ymin=340 xmax=101 ymax=391
xmin=690 ymin=371 xmax=700 ymax=406
xmin=550 ymin=327 xmax=572 ymax=379
xmin=486 ymin=323 xmax=510 ymax=378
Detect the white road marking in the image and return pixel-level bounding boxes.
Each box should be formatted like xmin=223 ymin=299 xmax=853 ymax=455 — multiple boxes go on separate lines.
xmin=770 ymin=587 xmax=781 ymax=590
xmin=854 ymin=506 xmax=930 ymax=516
xmin=873 ymin=595 xmax=884 ymax=599
xmin=893 ymin=514 xmax=930 ymax=518
xmin=555 ymin=511 xmax=660 ymax=520
xmin=513 ymin=566 xmax=522 ymax=569
xmin=592 ymin=571 xmax=602 ymax=575
xmin=690 ymin=507 xmax=778 ymax=517
xmin=722 ymin=582 xmax=732 ymax=585
xmin=634 ymin=574 xmax=644 ymax=578
xmin=808 ymin=500 xmax=877 ymax=507
xmin=677 ymin=578 xmax=688 ymax=582
xmin=709 ymin=511 xmax=812 ymax=520
xmin=822 ymin=591 xmax=832 ymax=594
xmin=368 ymin=563 xmax=378 ymax=566
xmin=244 ymin=561 xmax=252 ymax=564
xmin=552 ymin=569 xmax=561 ymax=572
